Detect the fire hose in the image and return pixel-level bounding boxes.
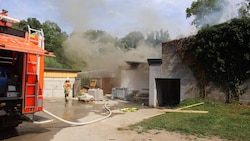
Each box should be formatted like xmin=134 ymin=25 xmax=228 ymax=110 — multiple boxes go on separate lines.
xmin=39 ymin=102 xmax=112 ymax=126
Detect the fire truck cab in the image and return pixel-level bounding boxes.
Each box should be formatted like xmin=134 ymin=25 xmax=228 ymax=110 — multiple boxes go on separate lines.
xmin=0 ymin=9 xmax=53 ymax=128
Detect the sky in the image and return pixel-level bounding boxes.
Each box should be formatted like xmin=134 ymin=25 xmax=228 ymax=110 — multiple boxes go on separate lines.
xmin=1 ymin=0 xmax=243 ymax=39
xmin=1 ymin=0 xmax=244 ymax=39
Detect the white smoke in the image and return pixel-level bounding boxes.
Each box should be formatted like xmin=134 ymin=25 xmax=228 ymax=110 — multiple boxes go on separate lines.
xmin=47 ymin=0 xmax=167 ymax=71
xmin=196 ymin=0 xmax=242 ymax=27
xmin=62 ymin=31 xmax=161 ymax=71
xmin=45 ymin=0 xmax=196 ymax=38
xmin=47 ymin=0 xmax=242 ymax=71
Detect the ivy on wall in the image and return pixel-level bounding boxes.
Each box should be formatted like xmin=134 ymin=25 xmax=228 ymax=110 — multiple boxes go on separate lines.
xmin=180 ymin=17 xmax=250 ymax=103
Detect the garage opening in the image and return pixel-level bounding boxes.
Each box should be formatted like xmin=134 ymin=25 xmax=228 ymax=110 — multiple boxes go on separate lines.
xmin=155 ymin=78 xmax=180 ymax=106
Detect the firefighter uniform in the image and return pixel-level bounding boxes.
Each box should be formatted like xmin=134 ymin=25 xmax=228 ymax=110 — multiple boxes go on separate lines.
xmin=63 ymin=78 xmax=71 ymax=102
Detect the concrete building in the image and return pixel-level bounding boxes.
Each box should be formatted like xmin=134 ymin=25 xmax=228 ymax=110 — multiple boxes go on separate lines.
xmin=120 ymin=61 xmax=149 ymax=94
xmin=83 ymin=61 xmax=149 ymax=102
xmin=148 ymin=39 xmax=200 ymax=107
xmin=44 ymin=67 xmax=81 ymax=97
xmin=148 ymin=59 xmax=162 ymax=107
xmin=148 ymin=38 xmax=250 ymax=107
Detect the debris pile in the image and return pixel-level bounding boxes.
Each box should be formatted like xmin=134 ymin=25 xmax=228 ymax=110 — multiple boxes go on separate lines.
xmin=78 ymin=79 xmax=103 ymax=102
xmin=78 ymin=93 xmax=95 ymax=102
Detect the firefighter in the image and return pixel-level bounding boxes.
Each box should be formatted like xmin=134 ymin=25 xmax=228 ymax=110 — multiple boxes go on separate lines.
xmin=63 ymin=77 xmax=71 ymax=102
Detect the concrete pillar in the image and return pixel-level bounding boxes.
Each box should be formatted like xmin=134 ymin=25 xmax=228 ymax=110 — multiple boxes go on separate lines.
xmin=148 ymin=59 xmax=162 ymax=107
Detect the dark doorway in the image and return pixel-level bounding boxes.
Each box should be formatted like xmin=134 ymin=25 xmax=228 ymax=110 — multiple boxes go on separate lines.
xmin=155 ymin=78 xmax=180 ymax=106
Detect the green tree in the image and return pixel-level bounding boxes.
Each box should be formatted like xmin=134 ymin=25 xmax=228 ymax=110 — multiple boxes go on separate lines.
xmin=186 ymin=0 xmax=228 ymax=27
xmin=14 ymin=19 xmax=67 ymax=53
xmin=183 ymin=17 xmax=250 ymax=103
xmin=146 ymin=29 xmax=170 ymax=47
xmin=83 ymin=30 xmax=115 ymax=45
xmin=84 ymin=30 xmax=105 ymax=42
xmin=83 ymin=29 xmax=116 ymax=54
xmin=238 ymin=0 xmax=250 ymax=17
xmin=121 ymin=31 xmax=144 ymax=49
xmin=42 ymin=21 xmax=68 ymax=52
xmin=45 ymin=56 xmax=64 ymax=68
xmin=13 ymin=18 xmax=70 ymax=69
xmin=13 ymin=18 xmax=42 ymax=31
xmin=42 ymin=21 xmax=71 ymax=68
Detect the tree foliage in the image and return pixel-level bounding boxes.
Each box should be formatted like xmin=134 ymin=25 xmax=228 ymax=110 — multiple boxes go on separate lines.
xmin=13 ymin=17 xmax=42 ymax=31
xmin=83 ymin=29 xmax=115 ymax=46
xmin=145 ymin=29 xmax=170 ymax=47
xmin=186 ymin=0 xmax=228 ymax=27
xmin=42 ymin=21 xmax=68 ymax=52
xmin=238 ymin=0 xmax=250 ymax=17
xmin=120 ymin=30 xmax=170 ymax=50
xmin=121 ymin=31 xmax=144 ymax=49
xmin=13 ymin=17 xmax=168 ymax=70
xmin=13 ymin=18 xmax=69 ymax=68
xmin=44 ymin=56 xmax=64 ymax=68
xmin=182 ymin=17 xmax=250 ymax=102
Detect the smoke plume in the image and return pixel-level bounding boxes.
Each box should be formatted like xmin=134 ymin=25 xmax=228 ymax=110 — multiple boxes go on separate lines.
xmin=48 ymin=0 xmax=242 ymax=71
xmin=62 ymin=31 xmax=161 ymax=71
xmin=50 ymin=0 xmax=165 ymax=71
xmin=197 ymin=0 xmax=241 ymax=27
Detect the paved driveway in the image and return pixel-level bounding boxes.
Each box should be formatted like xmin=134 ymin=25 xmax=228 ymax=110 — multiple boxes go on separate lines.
xmin=1 ymin=97 xmax=163 ymax=141
xmin=1 ymin=98 xmax=221 ymax=141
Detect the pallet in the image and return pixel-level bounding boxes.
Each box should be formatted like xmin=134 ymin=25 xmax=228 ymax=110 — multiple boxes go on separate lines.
xmin=80 ymin=98 xmax=94 ymax=102
xmin=78 ymin=96 xmax=95 ymax=102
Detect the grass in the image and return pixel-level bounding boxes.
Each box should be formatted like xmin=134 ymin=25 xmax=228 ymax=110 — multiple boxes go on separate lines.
xmin=129 ymin=99 xmax=250 ymax=141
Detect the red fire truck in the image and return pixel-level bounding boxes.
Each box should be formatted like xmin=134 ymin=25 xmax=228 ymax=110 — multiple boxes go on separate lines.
xmin=0 ymin=9 xmax=53 ymax=128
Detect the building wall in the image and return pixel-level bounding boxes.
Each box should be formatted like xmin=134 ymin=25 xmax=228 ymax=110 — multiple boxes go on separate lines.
xmin=240 ymin=80 xmax=250 ymax=105
xmin=160 ymin=40 xmax=250 ymax=105
xmin=161 ymin=41 xmax=200 ymax=101
xmin=44 ymin=77 xmax=75 ymax=98
xmin=44 ymin=71 xmax=78 ymax=97
xmin=120 ymin=69 xmax=149 ymax=93
xmin=44 ymin=71 xmax=77 ymax=78
xmin=148 ymin=64 xmax=161 ymax=107
xmin=102 ymin=78 xmax=115 ymax=94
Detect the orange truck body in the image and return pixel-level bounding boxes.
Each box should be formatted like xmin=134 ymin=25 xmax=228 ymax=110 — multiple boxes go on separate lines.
xmin=0 ymin=9 xmax=53 ymax=128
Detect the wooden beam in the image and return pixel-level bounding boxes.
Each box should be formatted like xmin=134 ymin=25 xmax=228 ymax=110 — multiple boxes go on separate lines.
xmin=143 ymin=113 xmax=166 ymax=120
xmin=143 ymin=102 xmax=207 ymax=120
xmin=176 ymin=102 xmax=204 ymax=110
xmin=143 ymin=109 xmax=208 ymax=120
xmin=163 ymin=109 xmax=208 ymax=114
